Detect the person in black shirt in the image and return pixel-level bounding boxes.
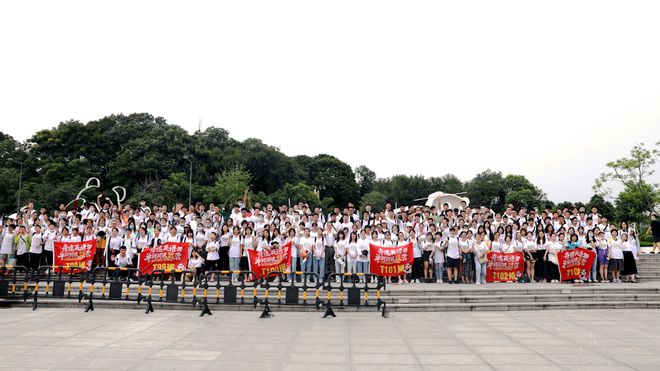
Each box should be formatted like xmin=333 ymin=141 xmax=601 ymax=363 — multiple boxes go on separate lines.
xmin=649 ymin=214 xmax=660 ymax=254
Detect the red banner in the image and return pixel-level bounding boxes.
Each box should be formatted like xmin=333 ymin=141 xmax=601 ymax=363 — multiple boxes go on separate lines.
xmin=247 ymin=240 xmax=293 ymax=279
xmin=486 ymin=251 xmax=525 ymax=282
xmin=558 ymin=247 xmax=596 ymax=281
xmin=138 ymin=242 xmax=189 ymax=274
xmin=369 ymin=242 xmax=413 ymax=276
xmin=54 ymin=240 xmax=96 ymax=272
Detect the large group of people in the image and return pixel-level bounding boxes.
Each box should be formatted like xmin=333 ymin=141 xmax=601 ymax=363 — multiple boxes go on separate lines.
xmin=1 ymin=192 xmax=657 ymax=285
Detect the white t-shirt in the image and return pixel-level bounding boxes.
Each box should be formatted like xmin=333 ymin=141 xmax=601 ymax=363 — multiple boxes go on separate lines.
xmin=347 ymin=242 xmax=359 ymax=262
xmin=206 ymin=240 xmax=220 ymax=261
xmin=432 ymin=241 xmax=444 ymax=263
xmin=1 ymin=230 xmax=16 ymax=254
xmin=43 ymin=229 xmax=57 ymax=252
xmin=446 ymin=237 xmax=460 ymax=259
xmin=609 ymin=238 xmax=623 ymax=259
xmin=357 ymin=238 xmax=369 ymax=262
xmin=30 ymin=232 xmax=44 ymax=254
xmin=229 ymin=235 xmax=242 ymax=258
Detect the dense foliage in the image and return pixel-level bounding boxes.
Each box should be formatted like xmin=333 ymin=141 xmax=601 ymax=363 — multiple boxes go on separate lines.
xmin=0 ymin=114 xmax=656 ymax=225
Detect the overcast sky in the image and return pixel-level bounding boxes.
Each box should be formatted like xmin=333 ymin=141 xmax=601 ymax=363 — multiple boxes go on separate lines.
xmin=1 ymin=1 xmax=659 ymax=203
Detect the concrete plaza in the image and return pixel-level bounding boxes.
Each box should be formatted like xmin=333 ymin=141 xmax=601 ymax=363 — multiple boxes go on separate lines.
xmin=0 ymin=308 xmax=659 ymax=370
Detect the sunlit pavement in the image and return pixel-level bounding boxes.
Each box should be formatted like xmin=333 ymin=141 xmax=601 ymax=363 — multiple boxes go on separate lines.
xmin=2 ymin=307 xmax=660 ymax=370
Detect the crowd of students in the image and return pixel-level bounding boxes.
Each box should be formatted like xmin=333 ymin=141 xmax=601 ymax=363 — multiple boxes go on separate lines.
xmin=0 ymin=197 xmax=653 ymax=285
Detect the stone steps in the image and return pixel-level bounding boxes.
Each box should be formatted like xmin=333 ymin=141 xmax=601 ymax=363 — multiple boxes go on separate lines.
xmin=385 ymin=301 xmax=660 ymax=311
xmin=383 ymin=293 xmax=660 ymax=303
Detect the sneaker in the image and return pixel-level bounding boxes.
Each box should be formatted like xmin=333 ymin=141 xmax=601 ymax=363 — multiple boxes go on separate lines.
xmin=449 ymin=280 xmax=454 ymax=285
xmin=476 ymin=282 xmax=481 ymax=285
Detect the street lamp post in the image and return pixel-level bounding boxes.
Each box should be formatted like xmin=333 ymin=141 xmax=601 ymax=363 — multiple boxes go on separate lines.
xmin=183 ymin=155 xmax=193 ymax=207
xmin=8 ymin=158 xmax=24 ymax=215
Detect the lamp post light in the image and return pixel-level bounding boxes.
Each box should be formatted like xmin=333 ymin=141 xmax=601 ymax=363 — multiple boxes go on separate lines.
xmin=183 ymin=155 xmax=193 ymax=207
xmin=8 ymin=158 xmax=24 ymax=215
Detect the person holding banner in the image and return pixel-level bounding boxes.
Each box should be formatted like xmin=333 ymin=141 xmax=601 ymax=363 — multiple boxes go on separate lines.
xmin=284 ymin=228 xmax=297 ymax=281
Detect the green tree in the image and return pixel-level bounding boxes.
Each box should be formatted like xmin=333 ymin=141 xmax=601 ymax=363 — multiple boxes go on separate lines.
xmin=594 ymin=142 xmax=660 ymax=215
xmin=359 ymin=191 xmax=387 ymax=212
xmin=304 ymin=155 xmax=359 ymax=207
xmin=207 ymin=167 xmax=252 ymax=208
xmin=615 ymin=183 xmax=657 ymax=223
xmin=429 ymin=174 xmax=464 ymax=194
xmin=465 ymin=170 xmax=506 ymax=212
xmin=502 ymin=174 xmax=546 ymax=209
xmin=269 ymin=182 xmax=322 ymax=208
xmin=586 ymin=194 xmax=615 ymax=219
xmin=374 ymin=175 xmax=433 ymax=205
xmin=355 ymin=165 xmax=377 ymax=195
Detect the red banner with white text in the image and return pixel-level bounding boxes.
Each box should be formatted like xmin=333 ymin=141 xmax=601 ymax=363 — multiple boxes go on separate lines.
xmin=486 ymin=251 xmax=525 ymax=282
xmin=138 ymin=242 xmax=189 ymax=274
xmin=247 ymin=240 xmax=293 ymax=279
xmin=369 ymin=242 xmax=413 ymax=276
xmin=558 ymin=247 xmax=596 ymax=281
xmin=54 ymin=240 xmax=96 ymax=272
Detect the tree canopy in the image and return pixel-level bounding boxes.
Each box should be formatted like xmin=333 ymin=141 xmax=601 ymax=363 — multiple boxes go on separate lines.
xmin=0 ymin=113 xmax=654 ymax=223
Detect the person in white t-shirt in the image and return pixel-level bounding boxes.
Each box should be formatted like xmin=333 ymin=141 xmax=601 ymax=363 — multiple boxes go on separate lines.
xmin=473 ymin=232 xmax=489 ymax=284
xmin=187 ymin=249 xmax=204 ymax=282
xmin=356 ymin=230 xmax=370 ymax=282
xmin=346 ymin=232 xmax=359 ymax=276
xmin=205 ymin=232 xmax=220 ymax=280
xmin=608 ymin=230 xmax=624 ymax=283
xmin=29 ymin=224 xmax=44 ymax=272
xmin=312 ymin=227 xmax=325 ymax=281
xmin=433 ymin=231 xmax=445 ymax=283
xmin=228 ymin=227 xmax=242 ymax=281
xmin=334 ymin=231 xmax=347 ymax=282
xmin=42 ymin=223 xmax=58 ymax=267
xmin=444 ymin=228 xmax=460 ymax=284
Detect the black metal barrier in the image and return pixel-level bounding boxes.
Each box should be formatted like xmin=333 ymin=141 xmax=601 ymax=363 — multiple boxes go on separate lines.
xmin=89 ymin=267 xmax=144 ymax=302
xmin=260 ymin=271 xmax=322 ymax=305
xmin=324 ymin=273 xmax=386 ymax=306
xmin=0 ymin=265 xmax=30 ymax=299
xmin=199 ymin=270 xmax=259 ymax=305
xmin=35 ymin=266 xmax=87 ymax=300
xmin=1 ymin=266 xmax=387 ymax=314
xmin=145 ymin=269 xmax=195 ymax=303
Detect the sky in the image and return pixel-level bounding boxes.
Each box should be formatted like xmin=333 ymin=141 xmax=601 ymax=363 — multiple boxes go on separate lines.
xmin=1 ymin=0 xmax=659 ymax=203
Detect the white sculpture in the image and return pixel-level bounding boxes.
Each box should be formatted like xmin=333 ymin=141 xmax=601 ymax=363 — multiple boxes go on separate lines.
xmin=425 ymin=191 xmax=470 ymax=210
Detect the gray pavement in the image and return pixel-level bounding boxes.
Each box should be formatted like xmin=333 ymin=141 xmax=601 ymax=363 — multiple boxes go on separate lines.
xmin=1 ymin=308 xmax=660 ymax=370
